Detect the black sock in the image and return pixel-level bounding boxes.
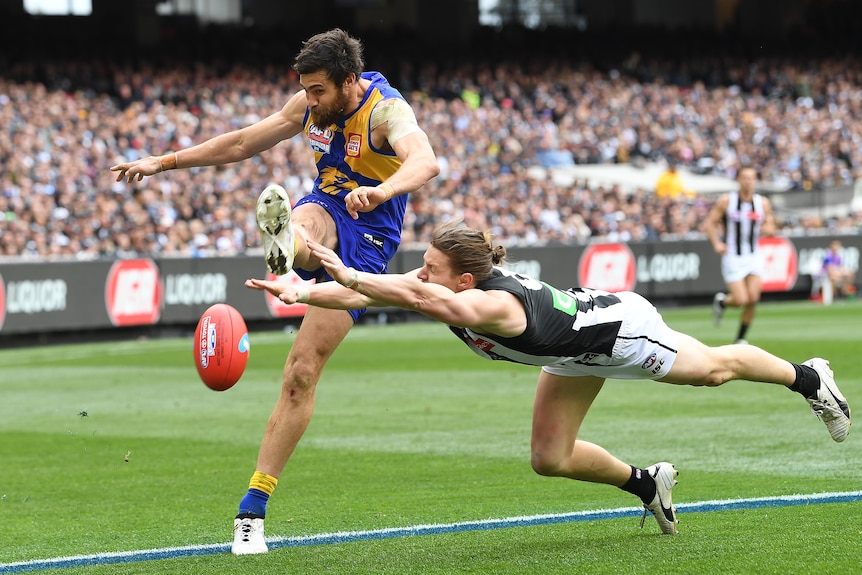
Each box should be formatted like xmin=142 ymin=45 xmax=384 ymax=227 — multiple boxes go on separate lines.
xmin=789 ymin=363 xmax=820 ymax=399
xmin=736 ymin=323 xmax=749 ymax=341
xmin=620 ymin=466 xmax=656 ymax=504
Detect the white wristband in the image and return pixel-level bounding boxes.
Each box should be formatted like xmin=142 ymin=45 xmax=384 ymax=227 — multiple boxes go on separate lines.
xmin=295 ymin=285 xmax=310 ymax=303
xmin=344 ymin=267 xmax=362 ymax=290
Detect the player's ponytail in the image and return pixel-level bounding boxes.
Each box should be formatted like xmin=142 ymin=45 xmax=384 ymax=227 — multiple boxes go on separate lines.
xmin=431 ymin=221 xmax=505 ymax=282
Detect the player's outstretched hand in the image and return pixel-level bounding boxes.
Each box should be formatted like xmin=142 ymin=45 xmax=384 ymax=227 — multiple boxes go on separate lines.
xmin=307 ymin=240 xmax=352 ymax=285
xmin=244 ymin=278 xmax=301 ymax=304
xmin=110 ymin=156 xmax=164 ymax=183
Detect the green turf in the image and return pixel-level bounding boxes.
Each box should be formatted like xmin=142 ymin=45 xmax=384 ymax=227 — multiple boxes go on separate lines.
xmin=1 ymin=299 xmax=860 ymax=574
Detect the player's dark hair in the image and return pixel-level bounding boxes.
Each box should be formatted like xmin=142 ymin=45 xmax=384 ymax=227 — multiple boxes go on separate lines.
xmin=294 ymin=28 xmax=364 ymax=87
xmin=430 ymin=221 xmax=506 ymax=283
xmin=738 ymin=164 xmax=758 ymax=179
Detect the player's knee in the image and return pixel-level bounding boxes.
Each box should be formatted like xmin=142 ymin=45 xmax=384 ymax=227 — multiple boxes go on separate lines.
xmin=530 ymin=451 xmax=565 ymax=477
xmin=281 ymin=360 xmax=320 ymax=396
xmin=700 ymin=371 xmax=727 ymax=386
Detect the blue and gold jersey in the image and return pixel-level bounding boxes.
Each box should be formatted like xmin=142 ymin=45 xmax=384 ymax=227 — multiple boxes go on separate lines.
xmin=303 ymin=71 xmax=404 ymax=197
xmin=293 ymin=72 xmax=410 ymax=313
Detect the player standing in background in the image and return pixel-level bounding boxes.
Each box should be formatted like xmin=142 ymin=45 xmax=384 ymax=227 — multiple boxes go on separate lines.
xmin=704 ymin=166 xmax=775 ymax=344
xmin=111 ymin=28 xmax=440 ymax=554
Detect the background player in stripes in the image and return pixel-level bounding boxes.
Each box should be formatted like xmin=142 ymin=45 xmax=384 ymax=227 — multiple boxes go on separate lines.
xmin=704 ymin=165 xmax=776 ymax=343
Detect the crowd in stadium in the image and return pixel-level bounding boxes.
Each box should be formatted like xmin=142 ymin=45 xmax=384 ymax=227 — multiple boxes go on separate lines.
xmin=2 ymin=46 xmax=862 ymax=260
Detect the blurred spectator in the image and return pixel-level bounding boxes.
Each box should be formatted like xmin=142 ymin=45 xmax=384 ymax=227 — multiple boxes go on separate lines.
xmin=822 ymin=239 xmax=857 ymax=299
xmin=1 ymin=39 xmax=862 ymax=260
xmin=655 ymin=163 xmax=695 ymax=200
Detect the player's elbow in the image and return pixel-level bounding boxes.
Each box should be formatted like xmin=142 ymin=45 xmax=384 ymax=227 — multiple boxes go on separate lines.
xmin=418 ymin=154 xmax=441 ymax=182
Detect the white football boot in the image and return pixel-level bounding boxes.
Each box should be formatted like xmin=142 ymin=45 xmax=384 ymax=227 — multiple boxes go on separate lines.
xmin=803 ymin=358 xmax=851 ymax=442
xmin=232 ymin=516 xmax=268 ymax=555
xmin=640 ymin=462 xmax=679 ymax=535
xmin=257 ymin=184 xmax=295 ymax=276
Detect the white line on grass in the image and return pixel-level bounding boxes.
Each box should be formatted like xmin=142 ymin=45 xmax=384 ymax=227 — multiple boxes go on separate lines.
xmin=2 ymin=490 xmax=860 ymax=573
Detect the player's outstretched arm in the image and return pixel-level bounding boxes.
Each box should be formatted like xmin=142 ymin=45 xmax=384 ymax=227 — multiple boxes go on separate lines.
xmin=244 ymin=278 xmax=373 ymax=310
xmin=307 ymin=240 xmax=514 ymax=330
xmin=110 ymin=91 xmax=308 ymax=183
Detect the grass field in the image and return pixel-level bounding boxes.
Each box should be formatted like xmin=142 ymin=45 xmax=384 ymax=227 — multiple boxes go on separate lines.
xmin=1 ymin=299 xmax=860 ymax=574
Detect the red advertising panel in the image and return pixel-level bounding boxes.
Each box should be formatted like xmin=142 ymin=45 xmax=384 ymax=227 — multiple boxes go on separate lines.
xmin=759 ymin=236 xmax=799 ymax=292
xmin=105 ymin=259 xmax=163 ymax=326
xmin=578 ymin=243 xmax=637 ymax=292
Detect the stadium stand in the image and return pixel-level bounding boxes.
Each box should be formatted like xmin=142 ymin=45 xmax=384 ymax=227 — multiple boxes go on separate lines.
xmin=1 ymin=14 xmax=862 ymax=260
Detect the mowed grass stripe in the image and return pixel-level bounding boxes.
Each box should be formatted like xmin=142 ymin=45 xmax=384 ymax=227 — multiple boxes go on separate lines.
xmin=2 ymin=491 xmax=861 ymax=574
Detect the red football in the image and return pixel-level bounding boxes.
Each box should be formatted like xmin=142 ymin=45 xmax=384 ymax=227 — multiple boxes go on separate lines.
xmin=193 ymin=303 xmax=250 ymax=391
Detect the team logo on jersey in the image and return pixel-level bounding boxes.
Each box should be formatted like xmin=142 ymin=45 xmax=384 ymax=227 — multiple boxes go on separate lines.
xmin=346 ymin=133 xmax=362 ymax=157
xmin=728 ymin=211 xmax=764 ymax=222
xmin=318 ymin=166 xmax=357 ymax=196
xmin=641 ymin=353 xmax=657 ymax=370
xmin=641 ymin=353 xmax=665 ymax=374
xmin=308 ymin=124 xmax=333 ymax=154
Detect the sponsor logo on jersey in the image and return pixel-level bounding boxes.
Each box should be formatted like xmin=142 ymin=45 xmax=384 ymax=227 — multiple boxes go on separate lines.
xmin=346 ymin=133 xmax=362 ymax=157
xmin=728 ymin=211 xmax=764 ymax=222
xmin=363 ymin=233 xmax=384 ymax=248
xmin=467 ymin=336 xmax=496 ymax=353
xmin=308 ymin=124 xmax=333 ymax=154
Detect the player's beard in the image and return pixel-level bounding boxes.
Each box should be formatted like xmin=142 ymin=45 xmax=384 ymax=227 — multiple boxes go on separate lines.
xmin=310 ymin=86 xmax=350 ymax=128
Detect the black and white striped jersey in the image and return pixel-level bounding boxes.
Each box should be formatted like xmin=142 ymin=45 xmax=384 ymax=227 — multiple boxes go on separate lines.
xmin=447 ymin=268 xmax=625 ymax=367
xmin=723 ymin=191 xmax=766 ymax=257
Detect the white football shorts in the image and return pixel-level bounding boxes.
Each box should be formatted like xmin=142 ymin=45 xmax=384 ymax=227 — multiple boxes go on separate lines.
xmin=721 ymin=252 xmax=763 ymax=284
xmin=542 ymin=291 xmax=679 ymax=380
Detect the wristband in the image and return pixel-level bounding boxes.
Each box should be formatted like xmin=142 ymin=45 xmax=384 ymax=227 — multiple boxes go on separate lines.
xmin=344 ymin=267 xmax=362 ymax=290
xmin=158 ymin=152 xmax=179 ymax=172
xmin=295 ymin=285 xmax=310 ymax=303
xmin=379 ymin=182 xmax=395 ymax=202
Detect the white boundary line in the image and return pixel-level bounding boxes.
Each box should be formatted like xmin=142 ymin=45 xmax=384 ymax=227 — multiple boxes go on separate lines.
xmin=2 ymin=490 xmax=861 ymax=573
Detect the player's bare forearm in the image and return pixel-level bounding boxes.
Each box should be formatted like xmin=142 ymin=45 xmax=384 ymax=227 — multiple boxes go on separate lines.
xmin=389 ymin=132 xmax=441 ymax=195
xmin=308 ymin=240 xmax=448 ymax=313
xmin=244 ymin=277 xmax=374 ymax=310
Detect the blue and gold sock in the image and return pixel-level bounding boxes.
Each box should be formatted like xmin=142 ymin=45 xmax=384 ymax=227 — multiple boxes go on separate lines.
xmin=236 ymin=471 xmax=278 ymax=519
